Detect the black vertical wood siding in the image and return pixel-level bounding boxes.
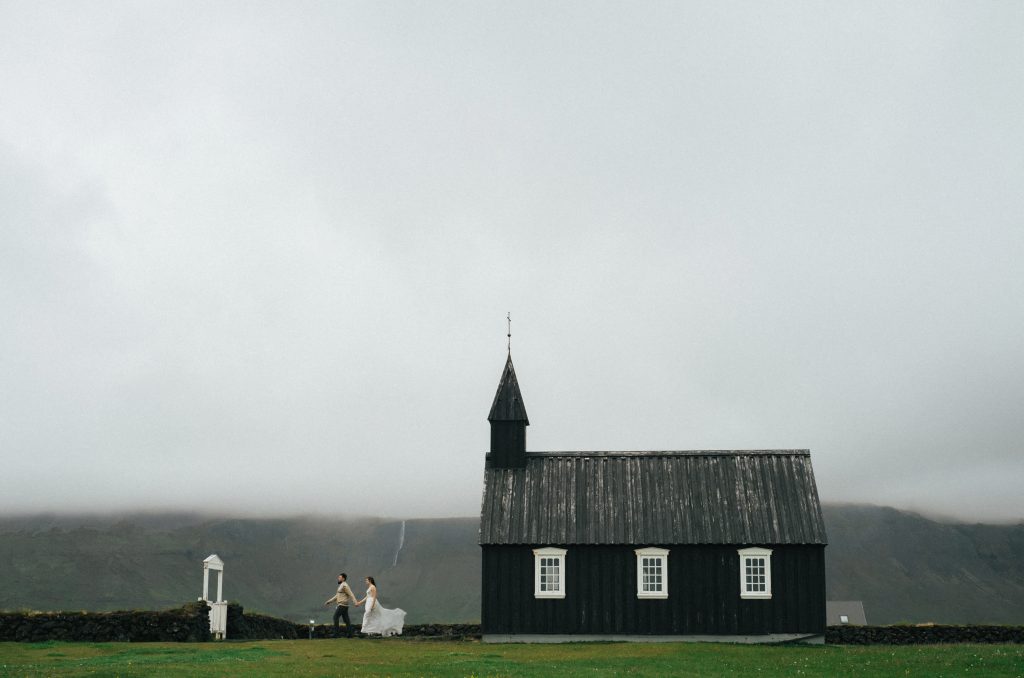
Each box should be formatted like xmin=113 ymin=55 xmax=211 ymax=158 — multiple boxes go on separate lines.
xmin=487 ymin=423 xmax=527 ymax=469
xmin=481 ymin=545 xmax=825 ymax=635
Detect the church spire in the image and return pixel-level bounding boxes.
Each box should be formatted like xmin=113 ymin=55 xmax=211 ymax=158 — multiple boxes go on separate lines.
xmin=488 ymin=353 xmax=529 ymax=424
xmin=487 ymin=321 xmax=529 ymax=468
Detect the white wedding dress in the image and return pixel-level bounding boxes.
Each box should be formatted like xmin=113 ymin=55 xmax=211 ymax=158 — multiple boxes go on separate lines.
xmin=360 ymin=590 xmax=406 ymax=637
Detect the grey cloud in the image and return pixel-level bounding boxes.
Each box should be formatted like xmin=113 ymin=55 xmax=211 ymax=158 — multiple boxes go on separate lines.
xmin=1 ymin=1 xmax=1021 ymax=521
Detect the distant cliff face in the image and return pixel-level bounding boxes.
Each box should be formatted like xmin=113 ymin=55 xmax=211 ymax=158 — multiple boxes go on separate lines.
xmin=0 ymin=516 xmax=481 ymax=624
xmin=1 ymin=506 xmax=1022 ymax=624
xmin=822 ymin=504 xmax=1024 ymax=624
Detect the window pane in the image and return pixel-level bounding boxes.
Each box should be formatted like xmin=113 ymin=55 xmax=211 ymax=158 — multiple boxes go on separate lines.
xmin=637 ymin=553 xmax=668 ymax=596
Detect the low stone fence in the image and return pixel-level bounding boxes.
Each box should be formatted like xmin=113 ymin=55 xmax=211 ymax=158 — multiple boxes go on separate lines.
xmin=226 ymin=604 xmax=301 ymax=640
xmin=15 ymin=609 xmax=1017 ymax=645
xmin=225 ymin=604 xmax=480 ymax=640
xmin=390 ymin=623 xmax=480 ymax=640
xmin=301 ymin=622 xmax=481 ymax=640
xmin=0 ymin=602 xmax=211 ymax=643
xmin=826 ymin=625 xmax=1024 ymax=645
xmin=0 ymin=602 xmax=481 ymax=643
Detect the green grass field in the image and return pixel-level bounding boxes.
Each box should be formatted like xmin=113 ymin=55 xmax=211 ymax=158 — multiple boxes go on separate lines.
xmin=1 ymin=639 xmax=1022 ymax=677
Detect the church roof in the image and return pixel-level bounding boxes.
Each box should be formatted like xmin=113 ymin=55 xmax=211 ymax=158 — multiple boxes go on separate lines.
xmin=487 ymin=354 xmax=529 ymax=424
xmin=479 ymin=450 xmax=827 ymax=546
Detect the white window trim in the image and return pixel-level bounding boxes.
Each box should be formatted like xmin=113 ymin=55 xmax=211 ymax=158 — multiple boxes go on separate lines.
xmin=634 ymin=547 xmax=669 ymax=599
xmin=738 ymin=547 xmax=772 ymax=599
xmin=533 ymin=547 xmax=567 ymax=599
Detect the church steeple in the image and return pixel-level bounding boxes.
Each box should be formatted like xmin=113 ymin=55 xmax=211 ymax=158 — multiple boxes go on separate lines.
xmin=487 ymin=352 xmax=529 ymax=468
xmin=488 ymin=353 xmax=529 ymax=424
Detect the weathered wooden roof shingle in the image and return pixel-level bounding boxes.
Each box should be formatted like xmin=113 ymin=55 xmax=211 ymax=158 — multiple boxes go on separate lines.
xmin=479 ymin=450 xmax=827 ymax=545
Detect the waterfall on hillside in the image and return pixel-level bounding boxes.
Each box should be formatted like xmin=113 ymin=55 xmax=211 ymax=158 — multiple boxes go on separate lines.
xmin=392 ymin=520 xmax=406 ymax=567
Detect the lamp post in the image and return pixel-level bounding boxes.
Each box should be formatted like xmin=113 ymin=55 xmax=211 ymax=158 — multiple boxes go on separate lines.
xmin=309 ymin=619 xmax=315 ymax=640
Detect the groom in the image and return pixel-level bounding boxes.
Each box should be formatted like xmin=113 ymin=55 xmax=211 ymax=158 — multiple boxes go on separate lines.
xmin=323 ymin=572 xmax=357 ymax=638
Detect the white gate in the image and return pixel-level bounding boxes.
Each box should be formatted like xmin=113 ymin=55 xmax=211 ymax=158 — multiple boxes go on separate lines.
xmin=202 ymin=554 xmax=227 ymax=639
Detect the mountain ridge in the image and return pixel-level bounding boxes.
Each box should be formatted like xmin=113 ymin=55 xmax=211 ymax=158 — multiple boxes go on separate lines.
xmin=2 ymin=504 xmax=1022 ymax=624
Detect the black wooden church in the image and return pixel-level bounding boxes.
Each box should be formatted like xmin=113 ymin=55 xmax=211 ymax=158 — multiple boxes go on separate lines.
xmin=479 ymin=353 xmax=827 ymax=643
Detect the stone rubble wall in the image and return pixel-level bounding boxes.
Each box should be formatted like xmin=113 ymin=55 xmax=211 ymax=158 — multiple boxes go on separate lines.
xmin=227 ymin=603 xmax=300 ymax=639
xmin=302 ymin=622 xmax=481 ymax=640
xmin=826 ymin=624 xmax=1024 ymax=644
xmin=228 ymin=602 xmax=480 ymax=641
xmin=0 ymin=602 xmax=211 ymax=642
xmin=5 ymin=607 xmax=1021 ymax=645
xmin=0 ymin=601 xmax=482 ymax=643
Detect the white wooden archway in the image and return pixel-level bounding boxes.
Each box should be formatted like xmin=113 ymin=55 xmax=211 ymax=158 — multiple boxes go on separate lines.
xmin=202 ymin=554 xmax=227 ymax=639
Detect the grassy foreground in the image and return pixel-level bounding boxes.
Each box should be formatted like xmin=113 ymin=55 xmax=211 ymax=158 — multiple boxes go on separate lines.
xmin=1 ymin=639 xmax=1022 ymax=677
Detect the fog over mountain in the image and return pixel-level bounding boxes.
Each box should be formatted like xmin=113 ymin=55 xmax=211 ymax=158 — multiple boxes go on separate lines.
xmin=1 ymin=2 xmax=1022 ymax=522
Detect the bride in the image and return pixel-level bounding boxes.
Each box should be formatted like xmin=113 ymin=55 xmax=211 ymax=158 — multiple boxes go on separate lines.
xmin=356 ymin=576 xmax=406 ymax=637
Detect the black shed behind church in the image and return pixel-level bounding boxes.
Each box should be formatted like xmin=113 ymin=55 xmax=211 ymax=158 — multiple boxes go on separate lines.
xmin=479 ymin=353 xmax=827 ymax=643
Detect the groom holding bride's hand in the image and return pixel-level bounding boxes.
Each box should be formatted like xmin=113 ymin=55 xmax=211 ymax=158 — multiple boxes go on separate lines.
xmin=323 ymin=572 xmax=357 ymax=638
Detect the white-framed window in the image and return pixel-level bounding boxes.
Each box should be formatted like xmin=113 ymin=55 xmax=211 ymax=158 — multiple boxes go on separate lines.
xmin=634 ymin=547 xmax=669 ymax=599
xmin=738 ymin=547 xmax=772 ymax=599
xmin=533 ymin=547 xmax=567 ymax=599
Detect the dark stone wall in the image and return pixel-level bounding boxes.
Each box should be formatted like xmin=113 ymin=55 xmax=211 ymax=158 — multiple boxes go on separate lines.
xmin=7 ymin=607 xmax=1023 ymax=644
xmin=227 ymin=603 xmax=481 ymax=640
xmin=302 ymin=622 xmax=480 ymax=640
xmin=827 ymin=625 xmax=1024 ymax=644
xmin=227 ymin=603 xmax=300 ymax=639
xmin=0 ymin=602 xmax=211 ymax=642
xmin=0 ymin=601 xmax=482 ymax=643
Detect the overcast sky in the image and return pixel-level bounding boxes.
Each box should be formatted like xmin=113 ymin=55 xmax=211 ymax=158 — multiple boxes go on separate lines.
xmin=1 ymin=1 xmax=1022 ymax=522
